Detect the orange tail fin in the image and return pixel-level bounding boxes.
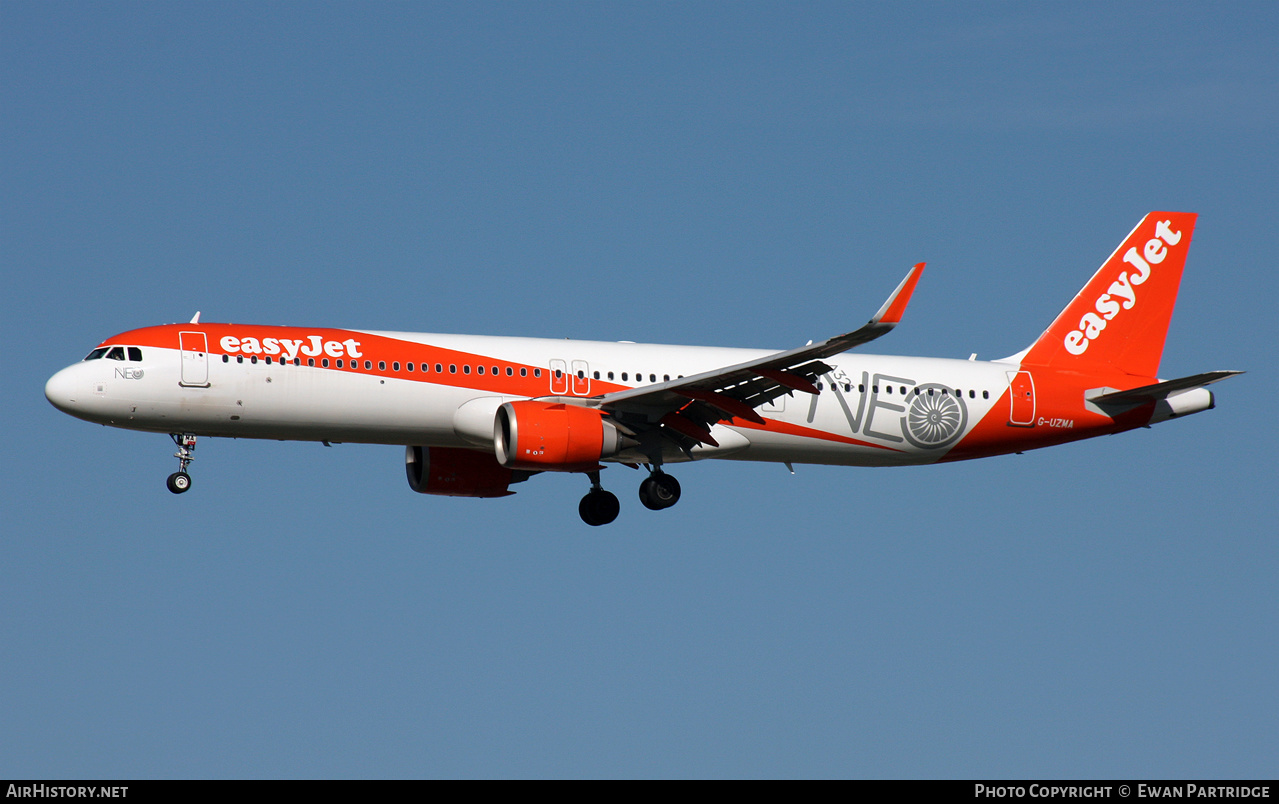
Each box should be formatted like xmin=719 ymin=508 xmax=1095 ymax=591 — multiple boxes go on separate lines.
xmin=1019 ymin=211 xmax=1197 ymax=378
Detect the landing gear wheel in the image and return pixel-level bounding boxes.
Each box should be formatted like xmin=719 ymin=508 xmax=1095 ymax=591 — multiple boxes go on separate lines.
xmin=579 ymin=489 xmax=620 ymax=526
xmin=166 ymin=471 xmax=192 ymax=494
xmin=639 ymin=473 xmax=681 ymax=510
xmin=168 ymin=433 xmax=197 ymax=495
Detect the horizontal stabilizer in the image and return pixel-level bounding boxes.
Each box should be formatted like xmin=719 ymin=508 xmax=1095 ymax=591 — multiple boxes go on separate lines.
xmin=1089 ymin=371 xmax=1243 ymax=406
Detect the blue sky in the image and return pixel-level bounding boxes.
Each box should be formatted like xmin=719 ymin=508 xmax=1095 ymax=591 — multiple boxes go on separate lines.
xmin=2 ymin=1 xmax=1275 ymax=778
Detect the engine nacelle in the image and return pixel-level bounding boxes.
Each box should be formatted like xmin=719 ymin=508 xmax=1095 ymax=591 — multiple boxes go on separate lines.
xmin=494 ymin=400 xmax=625 ymax=471
xmin=405 ymin=445 xmax=520 ymax=497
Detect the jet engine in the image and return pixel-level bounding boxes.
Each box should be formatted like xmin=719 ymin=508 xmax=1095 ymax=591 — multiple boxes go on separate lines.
xmin=405 ymin=445 xmax=526 ymax=497
xmin=494 ymin=400 xmax=630 ymax=471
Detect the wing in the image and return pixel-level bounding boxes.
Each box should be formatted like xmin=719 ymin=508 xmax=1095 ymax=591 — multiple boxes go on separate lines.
xmin=597 ymin=263 xmax=925 ymax=451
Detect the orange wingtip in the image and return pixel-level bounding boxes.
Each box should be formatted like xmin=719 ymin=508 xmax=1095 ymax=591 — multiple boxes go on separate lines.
xmin=874 ymin=263 xmax=925 ymax=325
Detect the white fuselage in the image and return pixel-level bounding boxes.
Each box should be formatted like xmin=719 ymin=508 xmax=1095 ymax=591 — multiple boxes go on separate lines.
xmin=46 ymin=327 xmax=1021 ymax=469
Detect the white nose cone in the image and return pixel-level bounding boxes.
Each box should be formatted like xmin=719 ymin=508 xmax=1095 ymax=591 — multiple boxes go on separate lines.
xmin=44 ymin=366 xmax=80 ymax=414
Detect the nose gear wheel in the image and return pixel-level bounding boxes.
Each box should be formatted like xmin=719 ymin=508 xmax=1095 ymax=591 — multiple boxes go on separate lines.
xmin=167 ymin=433 xmax=197 ymax=494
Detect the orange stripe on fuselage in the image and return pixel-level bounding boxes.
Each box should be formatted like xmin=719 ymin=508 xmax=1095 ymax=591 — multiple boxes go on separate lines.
xmin=728 ymin=415 xmax=901 ymax=451
xmin=101 ymin=323 xmax=632 ymax=398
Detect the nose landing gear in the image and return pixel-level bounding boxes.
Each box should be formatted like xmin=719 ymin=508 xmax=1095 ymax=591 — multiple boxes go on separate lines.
xmin=167 ymin=433 xmax=196 ymax=494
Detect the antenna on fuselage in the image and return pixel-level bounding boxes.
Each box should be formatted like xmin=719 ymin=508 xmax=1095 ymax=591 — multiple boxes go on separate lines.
xmin=189 ymin=312 xmax=201 ymax=324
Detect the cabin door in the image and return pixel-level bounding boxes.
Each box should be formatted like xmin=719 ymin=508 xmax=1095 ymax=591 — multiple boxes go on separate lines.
xmin=1007 ymin=370 xmax=1035 ymax=427
xmin=179 ymin=331 xmax=210 ymax=388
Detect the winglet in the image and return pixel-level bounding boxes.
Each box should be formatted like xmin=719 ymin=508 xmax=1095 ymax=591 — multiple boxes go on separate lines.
xmin=871 ymin=263 xmax=925 ymax=325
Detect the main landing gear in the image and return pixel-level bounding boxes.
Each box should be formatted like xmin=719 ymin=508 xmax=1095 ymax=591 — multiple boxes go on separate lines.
xmin=579 ymin=470 xmax=620 ymax=527
xmin=167 ymin=433 xmax=196 ymax=494
xmin=638 ymin=471 xmax=681 ymax=511
xmin=578 ymin=467 xmax=683 ymax=526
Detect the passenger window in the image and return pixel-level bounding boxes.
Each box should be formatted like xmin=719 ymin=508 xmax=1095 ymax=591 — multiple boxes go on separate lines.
xmin=520 ymin=368 xmax=527 ymax=377
xmin=593 ymin=371 xmax=600 ymax=380
xmin=554 ymin=369 xmax=562 ymax=379
xmin=237 ymin=356 xmax=244 ymax=364
xmin=477 ymin=365 xmax=485 ymax=375
xmin=664 ymin=375 xmax=670 ymax=382
xmin=534 ymin=369 xmax=541 ymax=378
xmin=393 ymin=362 xmax=400 ymax=371
xmin=608 ymin=372 xmax=614 ymax=380
xmin=379 ymin=361 xmax=386 ymax=371
xmin=983 ymin=390 xmax=989 ymax=399
xmin=900 ymin=386 xmax=906 ymax=395
xmin=128 ymin=347 xmax=143 ymax=362
xmin=622 ymin=373 xmax=628 ymax=381
xmin=492 ymin=366 xmax=498 ymax=375
xmin=336 ymin=359 xmax=342 ymax=368
xmin=435 ymin=364 xmax=443 ymax=373
xmin=307 ymin=358 xmax=315 ymax=367
xmin=222 ymin=355 xmax=229 ymax=363
xmin=320 ymin=358 xmax=327 ymax=367
xmin=406 ymin=362 xmax=413 ymax=372
xmin=253 ymin=356 xmax=260 ymax=364
xmin=463 ymin=365 xmax=471 ymax=374
xmin=577 ymin=370 xmax=584 ymax=379
xmin=506 ymin=367 xmax=513 ymax=376
xmin=650 ymin=374 xmax=656 ymax=382
xmin=449 ymin=365 xmax=457 ymax=374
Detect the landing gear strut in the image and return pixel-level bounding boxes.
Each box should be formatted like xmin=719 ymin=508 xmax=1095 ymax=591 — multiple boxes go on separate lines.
xmin=638 ymin=470 xmax=681 ymax=511
xmin=167 ymin=433 xmax=196 ymax=494
xmin=579 ymin=470 xmax=619 ymax=526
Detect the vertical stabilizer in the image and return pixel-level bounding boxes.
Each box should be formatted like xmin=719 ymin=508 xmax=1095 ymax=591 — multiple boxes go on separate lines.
xmin=1018 ymin=211 xmax=1197 ymax=378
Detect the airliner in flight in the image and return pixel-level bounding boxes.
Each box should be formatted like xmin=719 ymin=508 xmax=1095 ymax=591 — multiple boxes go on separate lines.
xmin=46 ymin=212 xmax=1239 ymax=525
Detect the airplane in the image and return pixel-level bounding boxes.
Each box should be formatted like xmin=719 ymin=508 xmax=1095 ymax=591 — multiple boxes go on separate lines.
xmin=45 ymin=211 xmax=1240 ymax=525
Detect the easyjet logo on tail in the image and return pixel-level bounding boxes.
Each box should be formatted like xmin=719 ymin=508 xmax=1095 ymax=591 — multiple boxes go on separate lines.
xmin=1062 ymin=220 xmax=1183 ymax=356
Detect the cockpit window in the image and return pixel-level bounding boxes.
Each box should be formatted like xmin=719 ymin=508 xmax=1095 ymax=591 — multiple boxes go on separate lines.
xmin=106 ymin=346 xmax=126 ymax=361
xmin=128 ymin=347 xmax=143 ymax=362
xmin=84 ymin=347 xmax=109 ymax=361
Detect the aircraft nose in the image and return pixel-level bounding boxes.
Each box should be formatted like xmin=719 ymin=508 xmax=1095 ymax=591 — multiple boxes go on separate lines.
xmin=45 ymin=365 xmax=81 ymax=413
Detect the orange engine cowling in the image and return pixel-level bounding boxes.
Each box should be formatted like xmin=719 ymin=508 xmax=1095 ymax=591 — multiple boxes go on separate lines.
xmin=405 ymin=445 xmax=524 ymax=497
xmin=494 ymin=400 xmax=625 ymax=471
